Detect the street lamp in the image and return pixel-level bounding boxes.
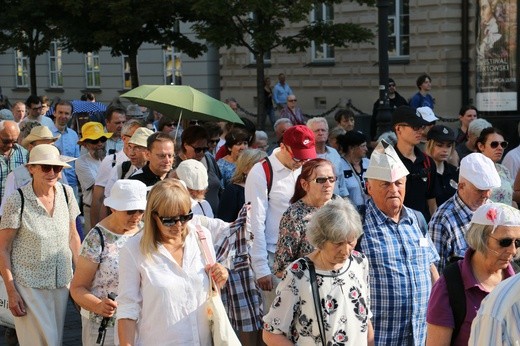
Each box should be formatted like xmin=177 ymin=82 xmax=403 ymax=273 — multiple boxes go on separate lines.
xmin=375 ymin=0 xmax=392 ymax=139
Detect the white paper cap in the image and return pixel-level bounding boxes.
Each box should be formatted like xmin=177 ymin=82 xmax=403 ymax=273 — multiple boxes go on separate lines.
xmin=365 ymin=139 xmax=409 ymax=182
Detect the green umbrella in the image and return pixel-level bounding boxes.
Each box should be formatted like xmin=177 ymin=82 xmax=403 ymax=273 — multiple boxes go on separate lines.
xmin=121 ymin=85 xmax=243 ymax=124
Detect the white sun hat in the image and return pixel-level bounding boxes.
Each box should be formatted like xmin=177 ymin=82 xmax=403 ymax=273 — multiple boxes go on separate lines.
xmin=365 ymin=139 xmax=409 ymax=182
xmin=26 ymin=144 xmax=75 ymax=168
xmin=104 ymin=180 xmax=147 ymax=211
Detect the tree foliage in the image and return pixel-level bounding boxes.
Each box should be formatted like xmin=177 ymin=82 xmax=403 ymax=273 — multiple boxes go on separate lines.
xmin=190 ymin=0 xmax=375 ymax=128
xmin=0 ymin=0 xmax=62 ymax=94
xmin=57 ymin=0 xmax=206 ymax=88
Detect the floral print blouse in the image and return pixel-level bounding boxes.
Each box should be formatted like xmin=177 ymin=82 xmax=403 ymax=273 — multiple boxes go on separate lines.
xmin=264 ymin=252 xmax=372 ymax=345
xmin=273 ymin=199 xmax=318 ymax=274
xmin=79 ymin=223 xmax=142 ymax=324
xmin=490 ymin=163 xmax=513 ymax=206
xmin=217 ymin=158 xmax=236 ymax=188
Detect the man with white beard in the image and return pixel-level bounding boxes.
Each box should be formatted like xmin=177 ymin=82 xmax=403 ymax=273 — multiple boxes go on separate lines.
xmin=75 ymin=122 xmax=112 ymax=231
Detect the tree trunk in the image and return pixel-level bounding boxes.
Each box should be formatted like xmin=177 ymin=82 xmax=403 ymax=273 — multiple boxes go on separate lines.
xmin=256 ymin=53 xmax=266 ymax=130
xmin=29 ymin=38 xmax=37 ymax=95
xmin=128 ymin=51 xmax=140 ymax=89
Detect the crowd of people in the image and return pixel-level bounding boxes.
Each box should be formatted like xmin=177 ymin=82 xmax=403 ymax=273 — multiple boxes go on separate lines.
xmin=0 ymin=85 xmax=519 ymax=346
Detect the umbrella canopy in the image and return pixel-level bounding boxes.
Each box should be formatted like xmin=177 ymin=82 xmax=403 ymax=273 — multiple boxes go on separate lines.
xmin=121 ymin=85 xmax=243 ymax=124
xmin=70 ymin=100 xmax=107 ymax=114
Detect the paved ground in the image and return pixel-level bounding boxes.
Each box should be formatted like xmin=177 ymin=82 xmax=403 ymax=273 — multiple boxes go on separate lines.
xmin=0 ymin=298 xmax=82 ymax=346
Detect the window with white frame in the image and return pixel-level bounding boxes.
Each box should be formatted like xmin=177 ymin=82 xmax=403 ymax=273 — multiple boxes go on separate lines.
xmin=15 ymin=50 xmax=29 ymax=88
xmin=85 ymin=52 xmax=101 ymax=88
xmin=311 ymin=3 xmax=335 ymax=61
xmin=163 ymin=47 xmax=182 ymax=85
xmin=388 ymin=0 xmax=409 ymax=58
xmin=122 ymin=55 xmax=133 ymax=90
xmin=49 ymin=41 xmax=63 ymax=87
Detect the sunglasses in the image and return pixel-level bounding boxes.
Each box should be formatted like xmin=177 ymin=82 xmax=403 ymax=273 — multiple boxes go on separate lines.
xmin=388 ymin=83 xmax=396 ymax=87
xmin=86 ymin=137 xmax=108 ymax=145
xmin=1 ymin=138 xmax=18 ymax=145
xmin=311 ymin=176 xmax=337 ymax=184
xmin=156 ymin=212 xmax=193 ymax=226
xmin=40 ymin=165 xmax=63 ymax=173
xmin=189 ymin=145 xmax=208 ymax=154
xmin=166 ymin=122 xmax=178 ymax=127
xmin=489 ymin=235 xmax=520 ymax=248
xmin=208 ymin=139 xmax=220 ymax=145
xmin=489 ymin=141 xmax=508 ymax=149
xmin=126 ymin=210 xmax=144 ymax=215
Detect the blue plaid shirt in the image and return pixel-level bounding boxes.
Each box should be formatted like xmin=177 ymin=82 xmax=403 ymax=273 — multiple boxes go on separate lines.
xmin=428 ymin=193 xmax=473 ymax=272
xmin=0 ymin=144 xmax=28 ymax=203
xmin=360 ymin=198 xmax=439 ymax=346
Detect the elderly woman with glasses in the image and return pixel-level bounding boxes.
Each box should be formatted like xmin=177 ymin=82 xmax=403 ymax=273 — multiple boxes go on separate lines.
xmin=117 ymin=178 xmax=229 ymax=345
xmin=0 ymin=144 xmax=80 ymax=345
xmin=264 ymin=198 xmax=374 ymax=345
xmin=70 ymin=180 xmax=147 ymax=346
xmin=476 ymin=127 xmax=514 ymax=206
xmin=426 ymin=202 xmax=520 ymax=346
xmin=273 ymin=158 xmax=338 ymax=277
xmin=177 ymin=125 xmax=222 ymax=214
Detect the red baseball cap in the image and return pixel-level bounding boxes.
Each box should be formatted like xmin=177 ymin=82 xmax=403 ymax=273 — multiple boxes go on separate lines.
xmin=282 ymin=125 xmax=317 ymax=160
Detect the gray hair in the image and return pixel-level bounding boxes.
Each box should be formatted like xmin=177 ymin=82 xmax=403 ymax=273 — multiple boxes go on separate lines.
xmin=307 ymin=198 xmax=363 ymax=249
xmin=273 ymin=118 xmax=292 ymax=131
xmin=306 ymin=117 xmax=328 ymax=130
xmin=122 ymin=119 xmax=144 ymax=136
xmin=255 ymin=130 xmax=268 ymax=142
xmin=329 ymin=126 xmax=346 ymax=140
xmin=466 ymin=223 xmax=520 ymax=259
xmin=468 ymin=118 xmax=492 ymax=137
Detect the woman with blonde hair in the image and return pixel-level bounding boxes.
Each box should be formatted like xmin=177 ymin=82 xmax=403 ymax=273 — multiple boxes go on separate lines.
xmin=117 ymin=178 xmax=229 ymax=345
xmin=217 ymin=148 xmax=267 ymax=222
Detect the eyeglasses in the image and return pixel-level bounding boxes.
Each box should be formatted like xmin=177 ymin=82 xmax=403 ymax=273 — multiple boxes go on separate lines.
xmin=166 ymin=122 xmax=178 ymax=127
xmin=489 ymin=141 xmax=508 ymax=149
xmin=86 ymin=137 xmax=107 ymax=145
xmin=156 ymin=212 xmax=193 ymax=226
xmin=388 ymin=83 xmax=396 ymax=87
xmin=189 ymin=145 xmax=208 ymax=154
xmin=126 ymin=210 xmax=144 ymax=215
xmin=287 ymin=99 xmax=297 ymax=102
xmin=40 ymin=165 xmax=63 ymax=173
xmin=489 ymin=235 xmax=520 ymax=248
xmin=399 ymin=124 xmax=425 ymax=131
xmin=208 ymin=139 xmax=220 ymax=145
xmin=310 ymin=176 xmax=337 ymax=184
xmin=31 ymin=106 xmax=42 ymax=111
xmin=1 ymin=138 xmax=18 ymax=145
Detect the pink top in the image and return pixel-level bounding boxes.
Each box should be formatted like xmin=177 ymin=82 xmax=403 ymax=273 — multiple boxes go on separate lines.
xmin=427 ymin=249 xmax=515 ymax=346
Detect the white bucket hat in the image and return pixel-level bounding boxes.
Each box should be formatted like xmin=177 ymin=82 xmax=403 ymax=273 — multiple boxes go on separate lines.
xmin=129 ymin=127 xmax=154 ymax=148
xmin=26 ymin=144 xmax=75 ymax=168
xmin=104 ymin=180 xmax=147 ymax=211
xmin=459 ymin=153 xmax=501 ymax=190
xmin=21 ymin=125 xmax=60 ymax=148
xmin=471 ymin=202 xmax=520 ymax=233
xmin=365 ymin=139 xmax=409 ymax=182
xmin=176 ymin=159 xmax=209 ymax=190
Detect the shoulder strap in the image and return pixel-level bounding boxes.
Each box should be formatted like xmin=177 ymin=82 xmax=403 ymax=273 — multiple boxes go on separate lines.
xmin=17 ymin=188 xmax=24 ymax=222
xmin=62 ymin=184 xmax=69 ymax=205
xmin=305 ymin=257 xmax=326 ymax=345
xmin=412 ymin=209 xmax=428 ymax=236
xmin=111 ymin=153 xmax=117 ymax=167
xmin=121 ymin=161 xmax=132 ymax=179
xmin=93 ymin=226 xmax=104 ymax=263
xmin=443 ymin=261 xmax=466 ymax=343
xmin=195 ymin=225 xmax=214 ymax=266
xmin=423 ymin=154 xmax=432 ymax=190
xmin=261 ymin=158 xmax=273 ymax=199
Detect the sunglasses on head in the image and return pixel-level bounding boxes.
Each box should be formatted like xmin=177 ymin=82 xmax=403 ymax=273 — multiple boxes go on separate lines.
xmin=489 ymin=141 xmax=508 ymax=149
xmin=156 ymin=212 xmax=193 ymax=226
xmin=126 ymin=210 xmax=144 ymax=215
xmin=489 ymin=235 xmax=520 ymax=248
xmin=40 ymin=165 xmax=63 ymax=173
xmin=311 ymin=176 xmax=337 ymax=184
xmin=86 ymin=137 xmax=107 ymax=145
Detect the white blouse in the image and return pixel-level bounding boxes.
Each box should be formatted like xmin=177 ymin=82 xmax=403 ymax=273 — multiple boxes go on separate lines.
xmin=116 ymin=223 xmax=215 ymax=345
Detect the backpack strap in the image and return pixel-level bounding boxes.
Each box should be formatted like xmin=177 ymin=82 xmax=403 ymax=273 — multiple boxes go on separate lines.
xmin=412 ymin=209 xmax=428 ymax=236
xmin=93 ymin=226 xmax=104 ymax=263
xmin=17 ymin=188 xmax=24 ymax=222
xmin=120 ymin=161 xmax=132 ymax=179
xmin=62 ymin=183 xmax=69 ymax=205
xmin=261 ymin=158 xmax=273 ymax=199
xmin=443 ymin=261 xmax=466 ymax=343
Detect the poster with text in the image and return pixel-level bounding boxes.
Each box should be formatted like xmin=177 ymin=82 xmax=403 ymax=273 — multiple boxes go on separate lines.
xmin=476 ymin=0 xmax=517 ymax=112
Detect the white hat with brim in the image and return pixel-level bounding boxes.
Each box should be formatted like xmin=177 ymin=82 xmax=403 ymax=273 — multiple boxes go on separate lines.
xmin=459 ymin=153 xmax=501 ymax=190
xmin=104 ymin=180 xmax=147 ymax=211
xmin=26 ymin=144 xmax=75 ymax=168
xmin=21 ymin=125 xmax=61 ymax=148
xmin=365 ymin=139 xmax=409 ymax=182
xmin=129 ymin=127 xmax=154 ymax=147
xmin=416 ymin=106 xmax=439 ymax=123
xmin=176 ymin=159 xmax=209 ymax=190
xmin=471 ymin=202 xmax=520 ymax=233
